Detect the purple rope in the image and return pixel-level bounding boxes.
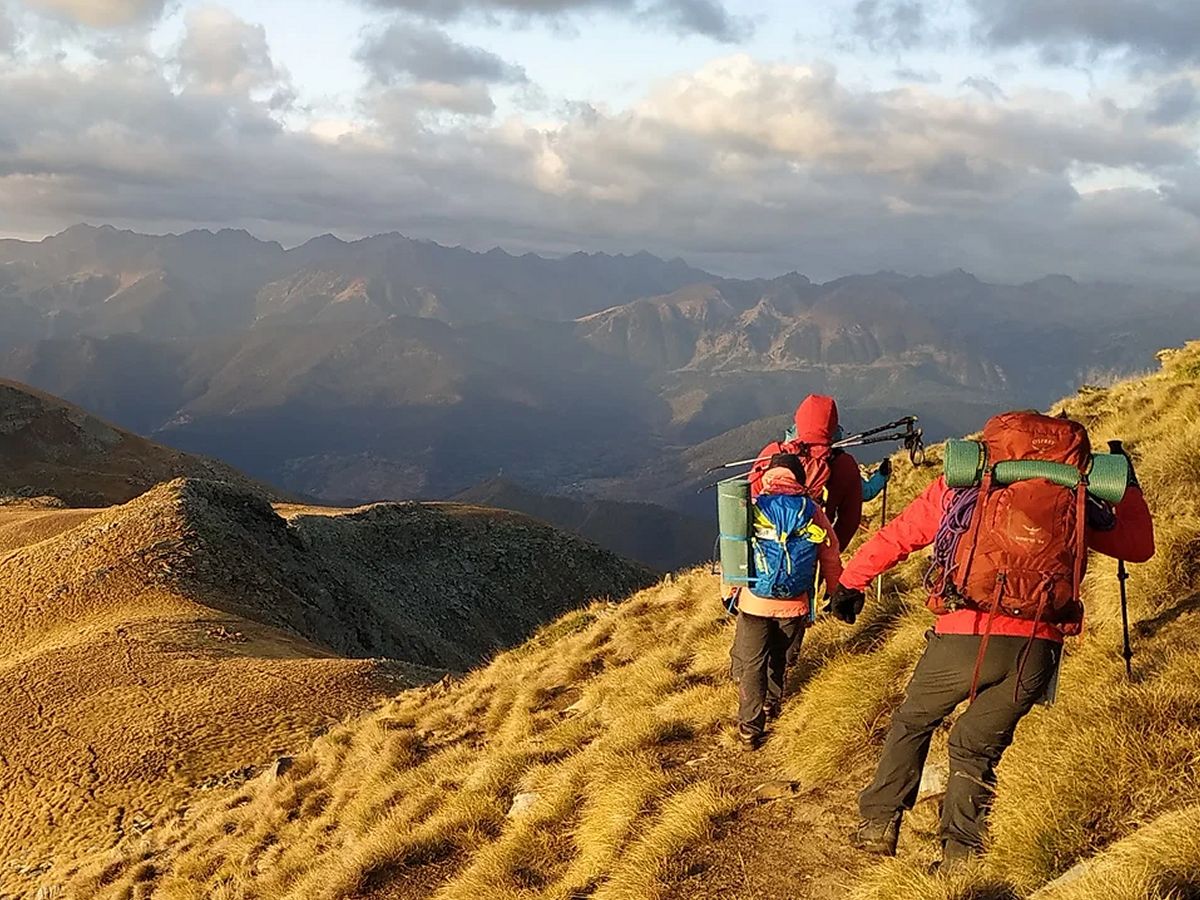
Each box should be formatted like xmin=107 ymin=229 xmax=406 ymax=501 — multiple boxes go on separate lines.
xmin=927 ymin=487 xmax=979 ymax=592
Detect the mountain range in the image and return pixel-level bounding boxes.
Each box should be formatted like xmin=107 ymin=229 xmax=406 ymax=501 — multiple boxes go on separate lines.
xmin=4 ymin=224 xmax=1197 ymax=513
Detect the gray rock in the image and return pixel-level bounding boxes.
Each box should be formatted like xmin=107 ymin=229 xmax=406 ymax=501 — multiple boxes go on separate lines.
xmin=916 ymin=761 xmax=949 ymax=804
xmin=507 ymin=791 xmax=540 ymax=818
xmin=1030 ymin=858 xmax=1094 ymax=897
xmin=753 ymin=780 xmax=801 ymax=801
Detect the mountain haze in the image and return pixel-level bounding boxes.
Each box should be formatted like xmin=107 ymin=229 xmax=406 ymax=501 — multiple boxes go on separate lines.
xmin=5 ymin=226 xmax=1199 ymax=510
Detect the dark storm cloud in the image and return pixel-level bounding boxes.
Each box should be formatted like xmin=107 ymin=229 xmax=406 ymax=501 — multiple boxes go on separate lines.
xmin=360 ymin=0 xmax=753 ymax=42
xmin=969 ymin=0 xmax=1200 ymax=66
xmin=356 ymin=20 xmax=526 ymax=86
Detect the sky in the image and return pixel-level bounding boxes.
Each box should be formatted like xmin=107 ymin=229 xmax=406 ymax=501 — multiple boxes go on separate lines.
xmin=1 ymin=0 xmax=1199 ymax=283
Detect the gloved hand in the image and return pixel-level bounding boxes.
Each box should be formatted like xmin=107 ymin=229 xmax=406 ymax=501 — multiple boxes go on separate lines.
xmin=1108 ymin=440 xmax=1140 ymax=488
xmin=877 ymin=458 xmax=892 ymax=480
xmin=826 ymin=586 xmax=866 ymax=625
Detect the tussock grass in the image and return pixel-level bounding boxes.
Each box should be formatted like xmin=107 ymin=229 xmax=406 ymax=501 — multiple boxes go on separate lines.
xmin=51 ymin=341 xmax=1200 ymax=899
xmin=59 ymin=567 xmax=748 ymax=899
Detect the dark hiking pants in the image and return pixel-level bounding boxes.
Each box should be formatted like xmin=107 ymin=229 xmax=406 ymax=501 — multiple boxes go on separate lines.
xmin=858 ymin=631 xmax=1060 ymax=849
xmin=731 ymin=611 xmax=806 ymax=736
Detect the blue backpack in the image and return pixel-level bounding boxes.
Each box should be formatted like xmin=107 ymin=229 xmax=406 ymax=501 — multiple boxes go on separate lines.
xmin=751 ymin=494 xmax=826 ymax=614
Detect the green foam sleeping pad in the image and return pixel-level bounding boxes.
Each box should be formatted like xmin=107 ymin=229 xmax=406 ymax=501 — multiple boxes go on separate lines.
xmin=943 ymin=439 xmax=1129 ymax=504
xmin=717 ymin=477 xmax=754 ymax=586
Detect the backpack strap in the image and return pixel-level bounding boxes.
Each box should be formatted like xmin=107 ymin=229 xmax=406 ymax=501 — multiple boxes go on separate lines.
xmin=968 ymin=573 xmax=1005 ymax=703
xmin=1070 ymin=480 xmax=1088 ymax=603
xmin=1011 ymin=481 xmax=1089 ymax=701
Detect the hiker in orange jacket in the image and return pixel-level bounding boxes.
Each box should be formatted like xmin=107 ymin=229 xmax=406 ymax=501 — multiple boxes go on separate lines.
xmin=749 ymin=395 xmax=866 ymax=551
xmin=732 ymin=454 xmax=842 ymax=749
xmin=826 ymin=412 xmax=1154 ymax=868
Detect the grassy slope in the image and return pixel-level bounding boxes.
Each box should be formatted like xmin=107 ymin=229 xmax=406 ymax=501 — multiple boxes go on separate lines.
xmin=48 ymin=343 xmax=1200 ymax=900
xmin=0 ymin=482 xmax=652 ymax=899
xmin=0 ymin=378 xmax=279 ymax=507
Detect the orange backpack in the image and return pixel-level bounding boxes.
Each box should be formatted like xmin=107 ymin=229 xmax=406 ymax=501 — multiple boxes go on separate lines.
xmin=929 ymin=412 xmax=1092 ymax=636
xmin=748 ymin=440 xmax=834 ymax=501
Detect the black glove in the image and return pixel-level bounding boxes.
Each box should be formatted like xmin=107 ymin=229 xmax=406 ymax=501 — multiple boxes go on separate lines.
xmin=1108 ymin=440 xmax=1140 ymax=488
xmin=827 ymin=586 xmax=866 ymax=625
xmin=877 ymin=458 xmax=892 ymax=480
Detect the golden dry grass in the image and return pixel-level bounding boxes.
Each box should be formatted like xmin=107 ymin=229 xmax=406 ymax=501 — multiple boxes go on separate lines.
xmin=33 ymin=341 xmax=1200 ymax=900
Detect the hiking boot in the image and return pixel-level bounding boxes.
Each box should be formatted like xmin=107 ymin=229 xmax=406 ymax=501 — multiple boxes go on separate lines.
xmin=737 ymin=727 xmax=764 ymax=751
xmin=850 ymin=814 xmax=901 ymax=857
xmin=938 ymin=839 xmax=979 ymax=872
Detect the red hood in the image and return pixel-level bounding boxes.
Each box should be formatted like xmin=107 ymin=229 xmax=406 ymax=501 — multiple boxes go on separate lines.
xmin=793 ymin=395 xmax=840 ymax=444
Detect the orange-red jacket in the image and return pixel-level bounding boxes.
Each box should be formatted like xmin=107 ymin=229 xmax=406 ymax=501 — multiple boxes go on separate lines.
xmin=840 ymin=476 xmax=1155 ymax=641
xmin=750 ymin=395 xmax=864 ymax=550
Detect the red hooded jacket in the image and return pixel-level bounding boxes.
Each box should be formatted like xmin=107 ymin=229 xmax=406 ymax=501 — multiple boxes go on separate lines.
xmin=750 ymin=395 xmax=864 ymax=551
xmin=840 ymin=476 xmax=1156 ymax=641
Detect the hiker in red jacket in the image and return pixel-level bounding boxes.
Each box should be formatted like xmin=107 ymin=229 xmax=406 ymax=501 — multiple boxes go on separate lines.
xmin=749 ymin=395 xmax=864 ymax=551
xmin=826 ymin=412 xmax=1155 ymax=868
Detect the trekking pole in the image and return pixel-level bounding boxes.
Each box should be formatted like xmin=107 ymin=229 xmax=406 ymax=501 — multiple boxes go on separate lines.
xmin=702 ymin=417 xmax=922 ymax=475
xmin=1108 ymin=439 xmax=1134 ymax=680
xmin=876 ymin=480 xmax=889 ymax=604
xmin=1118 ymin=559 xmax=1133 ymax=680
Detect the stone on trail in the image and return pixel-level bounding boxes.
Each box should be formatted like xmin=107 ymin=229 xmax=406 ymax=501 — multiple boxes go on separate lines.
xmin=266 ymin=756 xmax=295 ymax=782
xmin=752 ymin=780 xmax=801 ymax=802
xmin=1029 ymin=858 xmax=1094 ymax=897
xmin=916 ymin=761 xmax=949 ymax=804
xmin=507 ymin=792 xmax=540 ymax=818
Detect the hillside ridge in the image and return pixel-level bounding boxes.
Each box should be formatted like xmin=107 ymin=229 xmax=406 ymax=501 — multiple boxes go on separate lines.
xmin=41 ymin=340 xmax=1200 ymax=900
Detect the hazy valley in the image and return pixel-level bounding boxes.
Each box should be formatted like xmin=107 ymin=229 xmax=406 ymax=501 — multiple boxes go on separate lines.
xmin=5 ymin=225 xmax=1197 ymax=519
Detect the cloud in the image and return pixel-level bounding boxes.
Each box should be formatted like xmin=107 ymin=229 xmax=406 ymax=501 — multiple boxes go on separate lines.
xmin=0 ymin=5 xmax=17 ymax=53
xmin=360 ymin=0 xmax=752 ymax=42
xmin=643 ymin=0 xmax=751 ymax=43
xmin=851 ymin=0 xmax=929 ymax=50
xmin=356 ymin=20 xmax=526 ymax=85
xmin=1146 ymin=77 xmax=1200 ymax=126
xmin=961 ymin=75 xmax=1004 ymax=100
xmin=2 ymin=52 xmax=1200 ymax=286
xmin=18 ymin=0 xmax=166 ymax=28
xmin=968 ymin=0 xmax=1200 ymax=67
xmin=176 ymin=5 xmax=292 ymax=103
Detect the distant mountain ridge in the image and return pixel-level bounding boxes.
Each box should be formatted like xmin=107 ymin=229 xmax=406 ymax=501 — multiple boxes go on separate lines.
xmin=0 ymin=224 xmax=712 ymax=340
xmin=0 ymin=378 xmax=274 ymax=506
xmin=451 ymin=477 xmax=713 ymax=571
xmin=4 ymin=225 xmax=1199 ymax=510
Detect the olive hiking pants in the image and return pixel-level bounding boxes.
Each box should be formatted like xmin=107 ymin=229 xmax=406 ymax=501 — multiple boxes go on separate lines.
xmin=731 ymin=611 xmax=806 ymax=736
xmin=858 ymin=631 xmax=1060 ymax=849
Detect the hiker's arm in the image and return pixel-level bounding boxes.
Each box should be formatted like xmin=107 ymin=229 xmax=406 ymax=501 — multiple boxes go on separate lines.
xmin=840 ymin=477 xmax=949 ymax=590
xmin=861 ymin=459 xmax=890 ymax=502
xmin=830 ymin=453 xmax=864 ymax=549
xmin=812 ymin=505 xmax=843 ymax=595
xmin=1088 ymin=486 xmax=1155 ymax=563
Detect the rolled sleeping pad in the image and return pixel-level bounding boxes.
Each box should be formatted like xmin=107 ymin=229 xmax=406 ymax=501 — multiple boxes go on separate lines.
xmin=717 ymin=477 xmax=755 ymax=587
xmin=943 ymin=440 xmax=1130 ymax=504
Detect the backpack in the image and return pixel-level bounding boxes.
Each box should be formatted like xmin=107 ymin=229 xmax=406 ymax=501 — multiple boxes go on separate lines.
xmin=749 ymin=440 xmax=835 ymax=501
xmin=927 ymin=412 xmax=1096 ymax=635
xmin=750 ymin=494 xmax=825 ymax=613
